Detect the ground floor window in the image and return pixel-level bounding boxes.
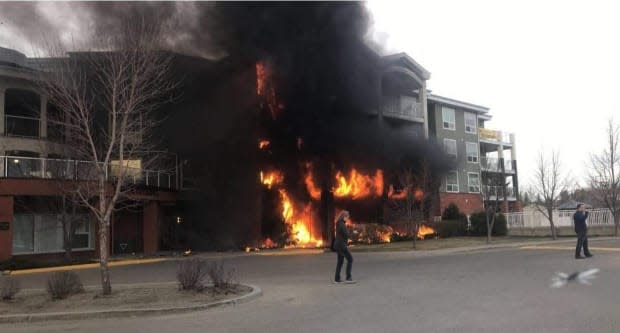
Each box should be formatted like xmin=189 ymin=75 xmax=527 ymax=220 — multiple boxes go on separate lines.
xmin=12 ymin=214 xmax=94 ymax=254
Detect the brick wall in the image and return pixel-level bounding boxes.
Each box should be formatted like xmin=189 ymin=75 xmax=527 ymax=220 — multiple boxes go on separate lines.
xmin=438 ymin=192 xmax=484 ymax=216
xmin=0 ymin=196 xmax=14 ymax=261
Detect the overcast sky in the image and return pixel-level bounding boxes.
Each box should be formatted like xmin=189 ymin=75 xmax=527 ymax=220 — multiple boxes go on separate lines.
xmin=1 ymin=1 xmax=618 ymax=188
xmin=368 ymin=0 xmax=620 ymax=188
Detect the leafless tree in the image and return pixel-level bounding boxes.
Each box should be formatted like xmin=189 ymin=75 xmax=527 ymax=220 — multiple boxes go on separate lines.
xmin=588 ymin=118 xmax=620 ymax=236
xmin=532 ymin=149 xmax=570 ymax=240
xmin=37 ymin=19 xmax=177 ymax=295
xmin=480 ymin=170 xmax=507 ymax=244
xmin=396 ymin=158 xmax=441 ymax=249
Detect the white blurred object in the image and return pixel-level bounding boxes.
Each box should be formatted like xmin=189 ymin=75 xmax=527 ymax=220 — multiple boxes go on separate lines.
xmin=551 ymin=268 xmax=600 ymax=288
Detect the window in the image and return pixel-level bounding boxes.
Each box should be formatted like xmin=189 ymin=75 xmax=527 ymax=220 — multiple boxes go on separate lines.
xmin=4 ymin=89 xmax=41 ymax=138
xmin=446 ymin=171 xmax=459 ymax=192
xmin=11 ymin=214 xmax=93 ymax=254
xmin=466 ymin=142 xmax=479 ymax=163
xmin=468 ymin=173 xmax=481 ymax=193
xmin=442 ymin=107 xmax=456 ymax=130
xmin=12 ymin=215 xmax=34 ymax=254
xmin=444 ymin=139 xmax=457 ymax=159
xmin=464 ymin=112 xmax=477 ymax=134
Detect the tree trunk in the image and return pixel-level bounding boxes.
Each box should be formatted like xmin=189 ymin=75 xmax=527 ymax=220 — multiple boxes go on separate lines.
xmin=549 ymin=220 xmax=557 ymax=240
xmin=548 ymin=208 xmax=557 ymax=240
xmin=412 ymin=221 xmax=417 ymax=249
xmin=61 ymin=196 xmax=72 ymax=263
xmin=98 ymin=222 xmax=112 ymax=295
xmin=615 ymin=214 xmax=619 ymax=237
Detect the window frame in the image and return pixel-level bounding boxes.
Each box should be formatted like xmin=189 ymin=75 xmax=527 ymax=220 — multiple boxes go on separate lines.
xmin=468 ymin=172 xmax=481 ymax=193
xmin=444 ymin=139 xmax=458 ymax=159
xmin=466 ymin=142 xmax=479 ymax=163
xmin=446 ymin=171 xmax=459 ymax=193
xmin=442 ymin=107 xmax=456 ymax=130
xmin=464 ymin=112 xmax=477 ymax=134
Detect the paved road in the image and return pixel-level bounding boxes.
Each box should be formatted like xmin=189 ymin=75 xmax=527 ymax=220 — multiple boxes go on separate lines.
xmin=3 ymin=239 xmax=620 ymax=333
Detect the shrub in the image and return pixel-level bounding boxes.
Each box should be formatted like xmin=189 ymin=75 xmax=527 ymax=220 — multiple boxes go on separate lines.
xmin=208 ymin=261 xmax=238 ymax=293
xmin=432 ymin=219 xmax=467 ymax=238
xmin=470 ymin=211 xmax=507 ymax=236
xmin=177 ymin=259 xmax=208 ymax=291
xmin=442 ymin=203 xmax=467 ymax=221
xmin=1 ymin=276 xmax=20 ymax=301
xmin=46 ymin=271 xmax=84 ymax=300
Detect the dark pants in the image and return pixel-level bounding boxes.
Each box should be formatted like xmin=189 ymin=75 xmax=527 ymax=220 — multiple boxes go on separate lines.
xmin=576 ymin=229 xmax=591 ymax=257
xmin=335 ymin=247 xmax=353 ymax=281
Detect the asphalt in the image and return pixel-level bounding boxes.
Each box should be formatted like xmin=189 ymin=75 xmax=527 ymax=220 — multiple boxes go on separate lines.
xmin=3 ymin=238 xmax=620 ymax=333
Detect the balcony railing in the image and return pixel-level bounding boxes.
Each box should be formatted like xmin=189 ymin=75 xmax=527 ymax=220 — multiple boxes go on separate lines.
xmin=0 ymin=156 xmax=177 ymax=190
xmin=478 ymin=128 xmax=513 ymax=145
xmin=4 ymin=115 xmax=40 ymax=138
xmin=381 ymin=95 xmax=424 ymax=122
xmin=482 ymin=185 xmax=516 ymax=199
xmin=480 ymin=157 xmax=516 ymax=173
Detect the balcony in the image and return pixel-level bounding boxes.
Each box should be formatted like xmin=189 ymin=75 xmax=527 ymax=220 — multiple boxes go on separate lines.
xmin=480 ymin=157 xmax=516 ymax=174
xmin=482 ymin=185 xmax=516 ymax=200
xmin=381 ymin=95 xmax=424 ymax=122
xmin=478 ymin=128 xmax=514 ymax=146
xmin=0 ymin=156 xmax=178 ymax=189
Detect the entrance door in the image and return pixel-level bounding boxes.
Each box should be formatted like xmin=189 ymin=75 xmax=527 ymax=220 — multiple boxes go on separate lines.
xmin=113 ymin=211 xmax=143 ymax=254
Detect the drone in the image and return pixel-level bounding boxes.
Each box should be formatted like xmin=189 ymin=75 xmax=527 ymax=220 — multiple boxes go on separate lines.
xmin=550 ymin=268 xmax=600 ymax=288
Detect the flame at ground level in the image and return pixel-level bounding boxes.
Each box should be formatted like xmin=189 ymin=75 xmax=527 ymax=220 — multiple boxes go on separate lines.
xmin=417 ymin=224 xmax=435 ymax=239
xmin=278 ymin=189 xmax=323 ymax=247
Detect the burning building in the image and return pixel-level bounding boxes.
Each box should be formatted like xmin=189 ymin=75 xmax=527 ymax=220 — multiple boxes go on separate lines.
xmin=0 ymin=3 xmax=520 ymax=259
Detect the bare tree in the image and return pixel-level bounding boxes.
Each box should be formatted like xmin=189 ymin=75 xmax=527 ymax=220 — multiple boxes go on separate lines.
xmin=37 ymin=19 xmax=177 ymax=295
xmin=480 ymin=171 xmax=506 ymax=243
xmin=588 ymin=118 xmax=620 ymax=236
xmin=532 ymin=149 xmax=570 ymax=240
xmin=395 ymin=158 xmax=441 ymax=249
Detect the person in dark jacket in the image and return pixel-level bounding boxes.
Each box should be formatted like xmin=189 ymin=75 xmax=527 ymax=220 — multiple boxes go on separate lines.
xmin=574 ymin=204 xmax=593 ymax=259
xmin=334 ymin=210 xmax=355 ymax=283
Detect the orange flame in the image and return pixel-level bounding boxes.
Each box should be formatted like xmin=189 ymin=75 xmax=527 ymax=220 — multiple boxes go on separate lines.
xmin=414 ymin=188 xmax=424 ymax=201
xmin=387 ymin=186 xmax=425 ymax=201
xmin=333 ymin=169 xmax=384 ymax=199
xmin=417 ymin=224 xmax=435 ymax=239
xmin=261 ymin=238 xmax=276 ymax=248
xmin=304 ymin=171 xmax=322 ymax=200
xmin=256 ymin=61 xmax=283 ymax=119
xmin=278 ymin=189 xmax=322 ymax=247
xmin=260 ymin=171 xmax=283 ymax=189
xmin=256 ymin=63 xmax=267 ymax=96
xmin=259 ymin=140 xmax=271 ymax=149
xmin=304 ymin=167 xmax=384 ymax=200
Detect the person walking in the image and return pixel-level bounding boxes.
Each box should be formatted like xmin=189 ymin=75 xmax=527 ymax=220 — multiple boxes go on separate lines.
xmin=574 ymin=203 xmax=593 ymax=259
xmin=334 ymin=210 xmax=355 ymax=283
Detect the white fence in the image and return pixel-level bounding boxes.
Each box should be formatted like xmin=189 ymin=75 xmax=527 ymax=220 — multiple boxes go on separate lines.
xmin=505 ymin=208 xmax=614 ymax=229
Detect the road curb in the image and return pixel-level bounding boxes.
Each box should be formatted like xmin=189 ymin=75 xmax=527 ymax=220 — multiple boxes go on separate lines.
xmin=0 ymin=283 xmax=262 ymax=324
xmin=349 ymin=236 xmax=619 ymax=256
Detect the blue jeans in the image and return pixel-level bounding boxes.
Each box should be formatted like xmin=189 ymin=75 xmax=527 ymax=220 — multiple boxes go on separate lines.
xmin=576 ymin=229 xmax=591 ymax=257
xmin=335 ymin=247 xmax=353 ymax=281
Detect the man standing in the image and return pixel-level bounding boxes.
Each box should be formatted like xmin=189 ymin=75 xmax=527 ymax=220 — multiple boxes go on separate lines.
xmin=574 ymin=204 xmax=593 ymax=259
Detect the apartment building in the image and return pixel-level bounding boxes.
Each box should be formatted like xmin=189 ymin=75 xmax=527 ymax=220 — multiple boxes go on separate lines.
xmin=0 ymin=47 xmax=180 ymax=261
xmin=428 ymin=94 xmax=519 ymax=216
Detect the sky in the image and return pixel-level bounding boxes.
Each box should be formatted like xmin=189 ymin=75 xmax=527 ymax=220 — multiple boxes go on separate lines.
xmin=1 ymin=1 xmax=619 ymax=188
xmin=367 ymin=0 xmax=620 ymax=188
